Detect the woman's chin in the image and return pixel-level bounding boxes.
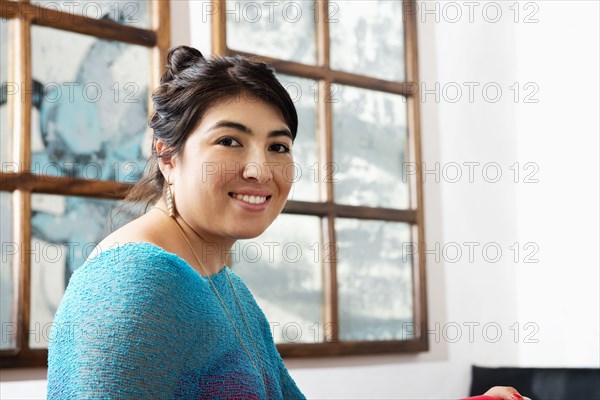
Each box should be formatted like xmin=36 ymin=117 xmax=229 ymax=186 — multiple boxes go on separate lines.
xmin=228 ymin=218 xmax=277 ymax=240
xmin=230 ymin=227 xmax=269 ymax=241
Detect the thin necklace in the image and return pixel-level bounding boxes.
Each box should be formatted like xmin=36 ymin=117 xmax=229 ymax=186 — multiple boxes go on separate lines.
xmin=153 ymin=207 xmax=269 ymax=399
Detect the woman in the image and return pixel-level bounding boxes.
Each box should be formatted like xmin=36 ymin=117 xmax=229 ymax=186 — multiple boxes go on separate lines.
xmin=47 ymin=46 xmax=526 ymax=400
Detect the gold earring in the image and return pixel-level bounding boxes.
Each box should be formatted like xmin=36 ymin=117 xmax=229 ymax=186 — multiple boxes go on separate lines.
xmin=166 ymin=184 xmax=176 ymax=217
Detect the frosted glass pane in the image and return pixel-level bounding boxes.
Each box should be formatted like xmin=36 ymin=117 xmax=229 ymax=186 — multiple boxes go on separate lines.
xmin=333 ymin=86 xmax=409 ymax=209
xmin=31 ymin=25 xmax=152 ymax=183
xmin=1 ymin=18 xmax=9 ymax=163
xmin=331 ymin=1 xmax=405 ymax=81
xmin=29 ymin=194 xmax=137 ymax=349
xmin=276 ymin=74 xmax=319 ymax=202
xmin=336 ymin=219 xmax=414 ymax=341
xmin=33 ymin=0 xmax=150 ymax=29
xmin=232 ymin=214 xmax=324 ymax=344
xmin=227 ymin=0 xmax=316 ymax=64
xmin=0 ymin=192 xmax=15 ymax=350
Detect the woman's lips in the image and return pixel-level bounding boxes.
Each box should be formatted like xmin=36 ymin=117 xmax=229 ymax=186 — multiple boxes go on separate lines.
xmin=228 ymin=192 xmax=272 ymax=210
xmin=229 ymin=193 xmax=269 ymax=204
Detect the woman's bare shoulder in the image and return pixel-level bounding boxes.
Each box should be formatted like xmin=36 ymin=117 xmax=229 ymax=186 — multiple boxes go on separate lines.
xmin=89 ymin=211 xmax=166 ymax=261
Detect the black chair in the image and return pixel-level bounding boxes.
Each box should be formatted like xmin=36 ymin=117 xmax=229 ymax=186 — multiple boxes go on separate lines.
xmin=469 ymin=365 xmax=600 ymax=400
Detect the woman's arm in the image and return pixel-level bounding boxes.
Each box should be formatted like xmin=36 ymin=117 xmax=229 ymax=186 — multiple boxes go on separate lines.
xmin=47 ymin=248 xmax=197 ymax=399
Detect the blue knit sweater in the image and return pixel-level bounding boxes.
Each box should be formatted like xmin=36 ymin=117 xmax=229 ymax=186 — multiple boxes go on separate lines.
xmin=47 ymin=242 xmax=306 ymax=399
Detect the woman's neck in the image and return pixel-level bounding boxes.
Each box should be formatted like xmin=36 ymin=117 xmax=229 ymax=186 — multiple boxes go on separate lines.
xmin=153 ymin=199 xmax=234 ymax=276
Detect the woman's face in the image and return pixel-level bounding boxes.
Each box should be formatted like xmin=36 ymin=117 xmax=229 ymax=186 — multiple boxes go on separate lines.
xmin=162 ymin=95 xmax=294 ymax=242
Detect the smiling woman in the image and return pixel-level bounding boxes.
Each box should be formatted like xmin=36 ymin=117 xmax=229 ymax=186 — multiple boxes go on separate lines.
xmin=44 ymin=45 xmax=526 ymax=400
xmin=45 ymin=45 xmax=304 ymax=399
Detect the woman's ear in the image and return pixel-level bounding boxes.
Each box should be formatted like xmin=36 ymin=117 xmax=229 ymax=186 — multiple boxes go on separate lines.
xmin=155 ymin=139 xmax=176 ymax=182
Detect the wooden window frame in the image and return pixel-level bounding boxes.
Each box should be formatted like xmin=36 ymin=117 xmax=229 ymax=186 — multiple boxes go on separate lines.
xmin=0 ymin=0 xmax=171 ymax=369
xmin=211 ymin=0 xmax=429 ymax=357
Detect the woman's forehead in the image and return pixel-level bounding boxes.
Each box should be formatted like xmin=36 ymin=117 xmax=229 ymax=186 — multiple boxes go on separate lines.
xmin=201 ymin=97 xmax=288 ymax=127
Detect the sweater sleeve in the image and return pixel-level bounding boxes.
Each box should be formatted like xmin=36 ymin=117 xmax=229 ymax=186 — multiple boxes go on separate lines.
xmin=255 ymin=313 xmax=306 ymax=400
xmin=276 ymin=355 xmax=306 ymax=400
xmin=47 ymin=246 xmax=199 ymax=400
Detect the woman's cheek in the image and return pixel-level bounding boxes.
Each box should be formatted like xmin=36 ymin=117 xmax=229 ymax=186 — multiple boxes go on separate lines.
xmin=278 ymin=163 xmax=295 ymax=191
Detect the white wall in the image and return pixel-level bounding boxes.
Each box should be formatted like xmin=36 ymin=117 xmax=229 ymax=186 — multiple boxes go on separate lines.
xmin=512 ymin=1 xmax=600 ymax=367
xmin=1 ymin=1 xmax=598 ymax=399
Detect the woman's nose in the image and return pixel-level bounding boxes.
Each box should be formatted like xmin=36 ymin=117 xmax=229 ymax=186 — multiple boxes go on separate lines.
xmin=242 ymin=152 xmax=273 ymax=184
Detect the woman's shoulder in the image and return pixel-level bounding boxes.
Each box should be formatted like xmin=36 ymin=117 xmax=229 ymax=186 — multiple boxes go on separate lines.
xmin=81 ymin=209 xmax=189 ymax=275
xmin=84 ymin=241 xmax=176 ymax=265
xmin=57 ymin=242 xmax=202 ymax=324
xmin=76 ymin=241 xmax=196 ymax=285
xmin=86 ymin=210 xmax=162 ymax=262
xmin=85 ymin=208 xmax=193 ymax=268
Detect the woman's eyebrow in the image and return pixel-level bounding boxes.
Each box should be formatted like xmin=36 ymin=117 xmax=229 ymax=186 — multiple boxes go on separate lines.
xmin=208 ymin=120 xmax=293 ymax=140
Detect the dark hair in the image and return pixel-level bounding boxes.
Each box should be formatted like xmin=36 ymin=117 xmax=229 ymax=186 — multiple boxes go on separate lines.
xmin=124 ymin=45 xmax=298 ymax=211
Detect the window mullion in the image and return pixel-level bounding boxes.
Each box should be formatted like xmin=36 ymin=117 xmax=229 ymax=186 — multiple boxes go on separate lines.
xmin=316 ymin=0 xmax=339 ymax=344
xmin=404 ymin=0 xmax=429 ymax=350
xmin=211 ymin=0 xmax=227 ymax=55
xmin=10 ymin=1 xmax=33 ymax=359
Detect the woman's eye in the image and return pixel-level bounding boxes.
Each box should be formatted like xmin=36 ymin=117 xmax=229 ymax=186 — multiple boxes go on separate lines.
xmin=218 ymin=137 xmax=241 ymax=147
xmin=270 ymin=143 xmax=291 ymax=153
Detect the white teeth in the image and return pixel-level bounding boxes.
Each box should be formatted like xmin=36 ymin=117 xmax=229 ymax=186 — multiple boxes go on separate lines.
xmin=232 ymin=193 xmax=267 ymax=204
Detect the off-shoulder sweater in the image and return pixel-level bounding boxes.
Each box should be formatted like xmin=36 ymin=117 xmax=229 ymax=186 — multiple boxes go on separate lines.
xmin=46 ymin=242 xmax=306 ymax=399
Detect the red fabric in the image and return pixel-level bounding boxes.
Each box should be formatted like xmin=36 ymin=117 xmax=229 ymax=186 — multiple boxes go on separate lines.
xmin=461 ymin=396 xmax=499 ymax=400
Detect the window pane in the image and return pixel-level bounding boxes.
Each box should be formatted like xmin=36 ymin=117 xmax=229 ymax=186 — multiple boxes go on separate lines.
xmin=336 ymin=219 xmax=414 ymax=341
xmin=227 ymin=0 xmax=316 ymax=65
xmin=333 ymin=86 xmax=409 ymax=209
xmin=330 ymin=1 xmax=405 ymax=81
xmin=31 ymin=25 xmax=151 ymax=183
xmin=276 ymin=74 xmax=319 ymax=202
xmin=29 ymin=193 xmax=137 ymax=349
xmin=232 ymin=214 xmax=324 ymax=344
xmin=0 ymin=191 xmax=15 ymax=350
xmin=33 ymin=0 xmax=150 ymax=29
xmin=1 ymin=18 xmax=9 ymax=164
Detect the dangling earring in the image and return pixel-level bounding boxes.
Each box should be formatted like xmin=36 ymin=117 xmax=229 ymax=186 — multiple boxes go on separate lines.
xmin=166 ymin=184 xmax=176 ymax=217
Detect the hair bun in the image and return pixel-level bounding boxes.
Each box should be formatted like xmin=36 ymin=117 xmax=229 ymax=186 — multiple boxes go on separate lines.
xmin=162 ymin=46 xmax=205 ymax=83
